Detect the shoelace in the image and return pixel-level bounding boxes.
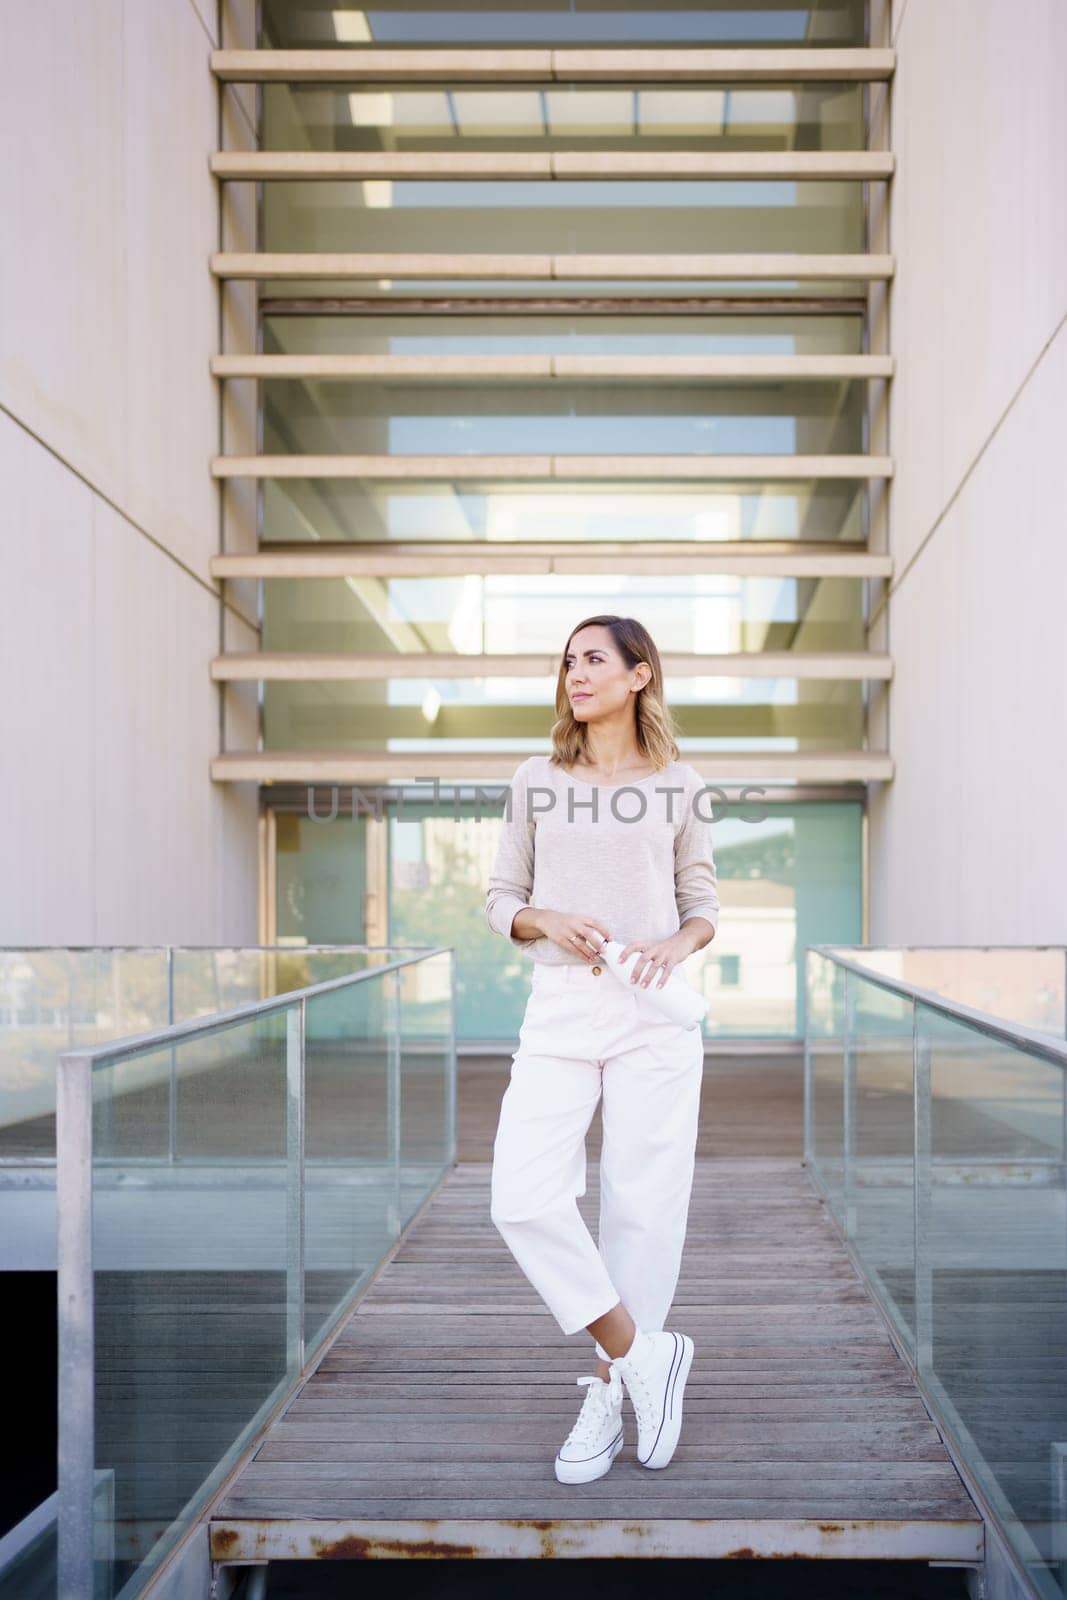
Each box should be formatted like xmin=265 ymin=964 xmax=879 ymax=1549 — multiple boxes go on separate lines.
xmin=563 ymin=1371 xmax=623 ymax=1447
xmin=611 ymin=1350 xmax=658 ymax=1431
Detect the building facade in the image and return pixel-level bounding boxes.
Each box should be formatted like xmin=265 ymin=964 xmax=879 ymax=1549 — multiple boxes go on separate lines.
xmin=2 ymin=1 xmax=1064 ymax=1041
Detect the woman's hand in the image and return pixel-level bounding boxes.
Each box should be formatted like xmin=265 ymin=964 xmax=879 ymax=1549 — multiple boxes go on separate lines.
xmin=535 ymin=909 xmax=612 ymax=963
xmin=614 ymin=930 xmax=696 ymax=989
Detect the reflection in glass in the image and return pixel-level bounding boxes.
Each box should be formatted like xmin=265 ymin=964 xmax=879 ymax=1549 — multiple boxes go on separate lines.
xmin=386 ymin=799 xmax=862 ymax=1040
xmin=263 ymin=179 xmax=864 ymax=260
xmin=851 ymin=974 xmax=916 ymax=1341
xmin=264 ymin=313 xmax=864 ymax=359
xmin=262 ymin=478 xmax=868 ymax=544
xmin=262 ymin=0 xmax=866 ymax=49
xmin=265 ymin=82 xmax=865 ymax=154
xmin=91 ymin=1013 xmax=290 ymax=1593
xmin=262 ymin=680 xmax=866 ymax=751
xmin=0 ymin=949 xmax=167 ymax=1160
xmin=263 ymin=378 xmax=866 ymax=458
xmin=263 ymin=573 xmax=867 ymax=652
xmin=396 ymin=949 xmax=453 ymax=1221
xmin=924 ymin=1003 xmax=1067 ymax=1591
xmin=304 ymin=973 xmax=394 ymax=1351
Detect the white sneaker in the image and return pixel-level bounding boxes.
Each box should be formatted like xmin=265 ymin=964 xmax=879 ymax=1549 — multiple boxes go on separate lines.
xmin=610 ymin=1328 xmax=694 ymax=1469
xmin=553 ymin=1368 xmax=625 ymax=1484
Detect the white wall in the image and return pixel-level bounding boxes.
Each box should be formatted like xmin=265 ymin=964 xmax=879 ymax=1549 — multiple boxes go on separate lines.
xmin=869 ymin=0 xmax=1067 ymax=944
xmin=0 ymin=0 xmax=259 ymax=943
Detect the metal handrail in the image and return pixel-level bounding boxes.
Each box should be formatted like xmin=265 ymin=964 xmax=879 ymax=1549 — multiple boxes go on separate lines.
xmin=809 ymin=943 xmax=1067 ymax=1068
xmin=55 ymin=946 xmax=451 ymax=1070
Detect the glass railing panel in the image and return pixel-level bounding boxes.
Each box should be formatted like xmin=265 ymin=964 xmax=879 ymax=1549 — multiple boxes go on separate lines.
xmin=0 ymin=1475 xmax=114 ymax=1600
xmin=49 ymin=951 xmax=455 ymax=1597
xmin=805 ymin=948 xmax=848 ymax=1223
xmin=170 ymin=946 xmax=392 ymax=1018
xmin=303 ymin=971 xmax=395 ymax=1355
xmin=920 ymin=1000 xmax=1067 ymax=1597
xmin=0 ymin=949 xmax=418 ymax=1167
xmin=88 ymin=1009 xmax=292 ymax=1597
xmin=829 ymin=946 xmax=1067 ymax=1040
xmin=850 ymin=970 xmax=916 ymax=1352
xmin=397 ymin=950 xmax=455 ymax=1227
xmin=0 ymin=950 xmax=167 ymax=1162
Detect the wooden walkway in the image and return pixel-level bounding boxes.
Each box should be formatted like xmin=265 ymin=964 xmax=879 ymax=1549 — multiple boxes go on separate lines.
xmin=210 ymin=1142 xmax=982 ymax=1563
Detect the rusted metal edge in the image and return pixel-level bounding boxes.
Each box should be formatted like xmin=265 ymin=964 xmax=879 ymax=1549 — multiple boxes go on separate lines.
xmin=209 ymin=1515 xmax=983 ymax=1563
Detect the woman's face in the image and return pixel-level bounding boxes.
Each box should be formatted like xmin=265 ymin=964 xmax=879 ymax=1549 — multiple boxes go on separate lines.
xmin=563 ymin=625 xmax=649 ymax=722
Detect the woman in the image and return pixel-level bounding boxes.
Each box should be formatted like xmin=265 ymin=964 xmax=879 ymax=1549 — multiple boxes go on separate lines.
xmin=485 ymin=614 xmax=719 ymax=1484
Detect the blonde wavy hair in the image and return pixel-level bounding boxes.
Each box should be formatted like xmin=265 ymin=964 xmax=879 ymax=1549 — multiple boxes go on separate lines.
xmin=548 ymin=614 xmax=682 ymax=773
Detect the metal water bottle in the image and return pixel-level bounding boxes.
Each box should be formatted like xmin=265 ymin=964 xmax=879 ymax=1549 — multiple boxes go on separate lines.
xmin=598 ymin=939 xmax=709 ymax=1031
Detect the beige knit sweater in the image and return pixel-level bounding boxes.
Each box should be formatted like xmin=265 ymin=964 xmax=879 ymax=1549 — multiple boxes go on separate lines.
xmin=484 ymin=754 xmax=720 ymax=966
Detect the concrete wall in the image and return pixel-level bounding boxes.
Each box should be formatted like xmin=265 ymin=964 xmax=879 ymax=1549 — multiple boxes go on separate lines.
xmin=0 ymin=0 xmax=260 ymax=943
xmin=869 ymin=0 xmax=1067 ymax=943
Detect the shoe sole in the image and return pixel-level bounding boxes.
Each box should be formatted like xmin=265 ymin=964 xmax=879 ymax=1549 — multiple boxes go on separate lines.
xmin=554 ymin=1427 xmax=624 ymax=1484
xmin=638 ymin=1332 xmax=694 ymax=1470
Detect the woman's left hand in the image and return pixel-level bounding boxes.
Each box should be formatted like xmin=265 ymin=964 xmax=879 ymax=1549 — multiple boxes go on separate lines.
xmin=613 ymin=931 xmax=694 ymax=990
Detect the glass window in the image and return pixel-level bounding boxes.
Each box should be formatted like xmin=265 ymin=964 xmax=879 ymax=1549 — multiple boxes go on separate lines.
xmin=263 ymin=1 xmax=866 ymax=49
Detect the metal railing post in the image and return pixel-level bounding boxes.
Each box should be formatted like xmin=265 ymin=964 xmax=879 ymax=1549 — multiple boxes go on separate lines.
xmin=387 ymin=970 xmax=401 ymax=1239
xmin=286 ymin=1001 xmax=306 ymax=1373
xmin=57 ymin=1052 xmax=95 ymax=1600
xmin=446 ymin=949 xmax=458 ymax=1169
xmin=1062 ymin=950 xmax=1067 ymax=1182
xmin=167 ymin=946 xmax=177 ymax=1165
xmin=802 ymin=950 xmax=813 ymax=1169
xmin=98 ymin=952 xmax=114 ymax=1155
xmin=913 ymin=1001 xmax=933 ymax=1376
xmin=842 ymin=969 xmax=856 ymax=1242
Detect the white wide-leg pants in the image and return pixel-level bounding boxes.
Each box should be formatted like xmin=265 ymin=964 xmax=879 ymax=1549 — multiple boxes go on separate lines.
xmin=489 ymin=958 xmax=705 ymax=1362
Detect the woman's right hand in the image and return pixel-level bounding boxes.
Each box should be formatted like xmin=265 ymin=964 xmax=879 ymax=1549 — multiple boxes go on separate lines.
xmin=535 ymin=909 xmax=612 ymax=962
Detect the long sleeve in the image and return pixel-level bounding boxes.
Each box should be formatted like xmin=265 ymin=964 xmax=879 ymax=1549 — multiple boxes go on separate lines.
xmin=485 ymin=758 xmax=537 ymax=946
xmin=674 ymin=770 xmax=720 ymax=937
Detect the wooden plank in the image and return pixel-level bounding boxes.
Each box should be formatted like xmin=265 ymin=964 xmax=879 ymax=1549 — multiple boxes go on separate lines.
xmin=218 ymin=1494 xmax=970 ymax=1517
xmin=280 ymin=1396 xmax=935 ymax=1421
xmin=248 ymin=1437 xmax=955 ymax=1464
xmin=261 ymin=1417 xmax=941 ymax=1443
xmin=284 ymin=1379 xmax=926 ymax=1402
xmin=231 ymin=1460 xmax=959 ymax=1486
xmin=209 ymin=47 xmax=896 ymax=84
